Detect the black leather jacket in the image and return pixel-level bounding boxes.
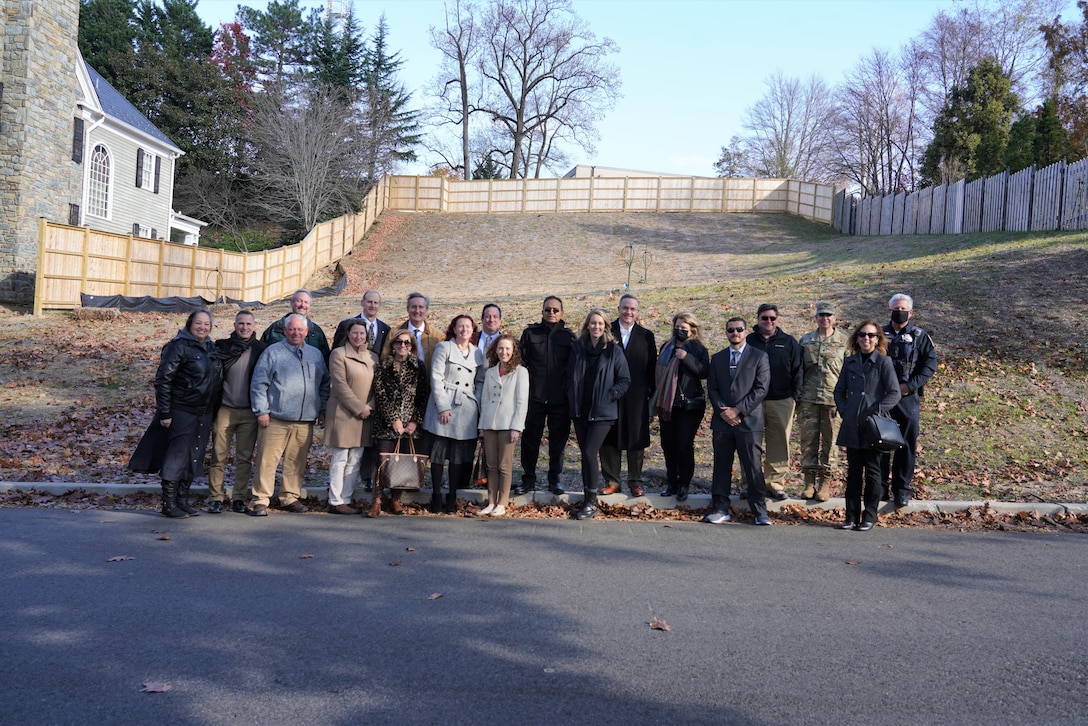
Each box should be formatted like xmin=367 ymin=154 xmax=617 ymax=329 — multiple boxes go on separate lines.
xmin=154 ymin=329 xmax=222 ymax=417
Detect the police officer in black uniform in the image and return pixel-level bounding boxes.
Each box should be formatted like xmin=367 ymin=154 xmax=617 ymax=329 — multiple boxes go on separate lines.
xmin=882 ymin=293 xmax=938 ymax=507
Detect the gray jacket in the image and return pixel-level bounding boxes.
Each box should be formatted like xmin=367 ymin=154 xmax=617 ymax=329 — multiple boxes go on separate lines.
xmin=478 ymin=365 xmax=529 ymax=432
xmin=423 ymin=340 xmax=484 ymax=440
xmin=250 ymin=340 xmax=330 ymax=422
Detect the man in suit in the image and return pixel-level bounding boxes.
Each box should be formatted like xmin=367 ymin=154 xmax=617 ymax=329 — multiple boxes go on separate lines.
xmin=259 ymin=289 xmax=331 ymax=363
xmin=395 ymin=292 xmax=441 ymax=370
xmin=475 ymin=303 xmax=504 ymax=356
xmin=706 ymin=317 xmax=771 ymax=525
xmin=599 ymin=294 xmax=657 ymax=497
xmin=332 ymin=289 xmax=390 ymax=354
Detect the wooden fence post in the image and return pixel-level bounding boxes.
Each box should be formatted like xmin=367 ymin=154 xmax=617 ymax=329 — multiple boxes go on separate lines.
xmin=33 ymin=218 xmax=47 ymax=315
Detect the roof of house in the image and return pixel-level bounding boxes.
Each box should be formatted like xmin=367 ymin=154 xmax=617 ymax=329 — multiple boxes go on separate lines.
xmin=84 ymin=63 xmax=181 ymax=152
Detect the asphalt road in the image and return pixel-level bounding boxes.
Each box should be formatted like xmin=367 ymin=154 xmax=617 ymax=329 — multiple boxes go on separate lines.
xmin=1 ymin=508 xmax=1086 ymax=725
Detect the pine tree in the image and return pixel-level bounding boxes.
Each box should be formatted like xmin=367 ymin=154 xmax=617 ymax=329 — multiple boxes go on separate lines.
xmin=1033 ymin=98 xmax=1072 ymax=167
xmin=359 ymin=15 xmax=421 ymax=185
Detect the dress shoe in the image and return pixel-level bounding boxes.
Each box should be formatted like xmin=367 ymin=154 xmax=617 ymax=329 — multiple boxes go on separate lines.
xmin=511 ymin=483 xmax=532 ymax=496
xmin=231 ymin=500 xmax=248 ymax=514
xmin=753 ymin=515 xmax=771 ymax=526
xmin=328 ymin=503 xmax=358 ymax=515
xmin=600 ymin=483 xmax=621 ymax=495
xmin=854 ymin=521 xmax=874 ymax=532
xmin=479 ymin=503 xmax=495 ymax=516
xmin=548 ymin=482 xmax=565 ymax=495
xmin=574 ymin=502 xmax=598 ymax=520
xmin=661 ymin=484 xmax=678 ymax=497
xmin=248 ymin=504 xmax=268 ymax=517
xmin=630 ymin=485 xmax=645 ymax=498
xmin=702 ymin=510 xmax=731 ymax=524
xmin=676 ymin=485 xmax=689 ymax=501
xmin=837 ymin=519 xmax=857 ymax=530
xmin=390 ymin=500 xmax=405 ymax=515
xmin=894 ymin=494 xmax=910 ymax=508
xmin=769 ymin=489 xmax=789 ymax=502
xmin=278 ymin=500 xmax=308 ymax=513
xmin=207 ymin=500 xmax=223 ymax=514
xmin=490 ymin=505 xmax=506 ymax=517
xmin=363 ymin=479 xmax=373 ymax=493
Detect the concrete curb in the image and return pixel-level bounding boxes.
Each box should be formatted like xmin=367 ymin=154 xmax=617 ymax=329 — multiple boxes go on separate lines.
xmin=2 ymin=481 xmax=1086 ymax=516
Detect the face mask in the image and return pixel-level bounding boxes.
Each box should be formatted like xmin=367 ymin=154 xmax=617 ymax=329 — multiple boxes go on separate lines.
xmin=674 ymin=328 xmax=689 ymax=342
xmin=890 ymin=310 xmax=910 ymax=324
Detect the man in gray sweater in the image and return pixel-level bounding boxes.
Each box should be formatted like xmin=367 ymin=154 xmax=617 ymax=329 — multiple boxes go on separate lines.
xmin=248 ymin=314 xmax=330 ymax=516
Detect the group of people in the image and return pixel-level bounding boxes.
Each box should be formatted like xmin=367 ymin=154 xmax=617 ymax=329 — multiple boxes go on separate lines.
xmin=128 ymin=287 xmax=936 ymax=529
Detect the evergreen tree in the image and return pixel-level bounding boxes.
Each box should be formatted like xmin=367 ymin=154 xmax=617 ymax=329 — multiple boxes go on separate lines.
xmin=309 ymin=6 xmax=365 ymax=101
xmin=77 ymin=0 xmax=136 ymax=85
xmin=921 ymin=58 xmax=1020 ymax=184
xmin=360 ymin=16 xmax=421 ymax=185
xmin=236 ymin=0 xmax=317 ymax=86
xmin=1004 ymin=114 xmax=1036 ymax=172
xmin=1033 ymin=98 xmax=1072 ymax=167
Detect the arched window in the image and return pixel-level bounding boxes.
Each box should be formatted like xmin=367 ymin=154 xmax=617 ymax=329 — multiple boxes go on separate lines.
xmin=88 ymin=144 xmax=111 ymax=218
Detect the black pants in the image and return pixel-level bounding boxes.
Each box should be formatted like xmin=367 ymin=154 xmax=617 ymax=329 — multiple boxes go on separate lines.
xmin=846 ymin=446 xmax=883 ymax=524
xmin=711 ymin=427 xmax=765 ymax=514
xmin=659 ymin=405 xmax=704 ymax=489
xmin=520 ymin=401 xmax=571 ymax=487
xmin=881 ymin=394 xmax=920 ymax=497
xmin=572 ymin=419 xmax=613 ymax=494
xmin=599 ymin=445 xmax=645 ymax=487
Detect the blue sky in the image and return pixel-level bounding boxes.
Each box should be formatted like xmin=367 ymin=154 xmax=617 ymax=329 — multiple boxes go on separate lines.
xmin=194 ymin=0 xmax=1031 ymax=176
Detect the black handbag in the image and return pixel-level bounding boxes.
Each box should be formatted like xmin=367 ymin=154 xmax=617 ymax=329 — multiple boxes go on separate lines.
xmin=377 ymin=437 xmax=428 ymax=490
xmin=865 ymin=413 xmax=906 ymax=452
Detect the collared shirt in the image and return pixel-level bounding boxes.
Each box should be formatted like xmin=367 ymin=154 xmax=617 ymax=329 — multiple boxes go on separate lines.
xmin=409 ymin=324 xmax=425 ymax=361
xmin=479 ymin=330 xmax=500 ymax=355
xmin=618 ymin=323 xmax=633 ymax=348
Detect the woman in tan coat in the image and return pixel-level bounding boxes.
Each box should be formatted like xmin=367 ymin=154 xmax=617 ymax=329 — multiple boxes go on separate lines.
xmin=324 ymin=321 xmax=379 ymax=514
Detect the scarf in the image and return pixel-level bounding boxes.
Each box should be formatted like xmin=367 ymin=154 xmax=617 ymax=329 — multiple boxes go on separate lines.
xmin=215 ymin=332 xmax=257 ymax=374
xmin=653 ymin=341 xmax=682 ymax=422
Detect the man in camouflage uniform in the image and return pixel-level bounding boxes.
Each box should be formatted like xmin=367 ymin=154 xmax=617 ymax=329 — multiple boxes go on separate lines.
xmin=797 ymin=302 xmax=847 ymax=501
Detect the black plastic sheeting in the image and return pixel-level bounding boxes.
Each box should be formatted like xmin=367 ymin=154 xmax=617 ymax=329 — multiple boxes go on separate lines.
xmin=79 ymin=263 xmax=346 ymax=313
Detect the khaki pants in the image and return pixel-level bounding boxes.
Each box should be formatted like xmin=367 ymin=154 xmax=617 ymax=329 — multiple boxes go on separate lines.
xmin=483 ymin=430 xmax=516 ymax=507
xmin=761 ymin=397 xmax=796 ymax=490
xmin=207 ymin=406 xmax=258 ymax=502
xmin=251 ymin=418 xmax=314 ymax=507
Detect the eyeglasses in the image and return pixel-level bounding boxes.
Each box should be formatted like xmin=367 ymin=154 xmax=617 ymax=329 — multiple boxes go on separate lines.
xmin=760 ymin=315 xmax=777 ymax=321
xmin=543 ymin=307 xmax=561 ymax=313
xmin=858 ymin=332 xmax=879 ymax=339
xmin=817 ymin=312 xmax=833 ymax=317
xmin=726 ymin=327 xmax=745 ymax=333
xmin=393 ymin=339 xmax=413 ymax=347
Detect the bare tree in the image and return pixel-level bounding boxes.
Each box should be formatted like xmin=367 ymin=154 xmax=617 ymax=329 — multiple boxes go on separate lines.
xmin=831 ymin=48 xmax=923 ymax=195
xmin=478 ymin=0 xmax=620 ymax=178
xmin=742 ymin=71 xmax=838 ymax=181
xmin=428 ymin=0 xmax=479 ymax=179
xmin=247 ymin=83 xmax=360 ymax=231
xmin=713 ymin=135 xmax=753 ymax=177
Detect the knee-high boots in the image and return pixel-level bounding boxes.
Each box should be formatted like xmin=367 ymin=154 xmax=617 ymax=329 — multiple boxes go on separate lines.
xmin=160 ymin=480 xmax=189 ymax=519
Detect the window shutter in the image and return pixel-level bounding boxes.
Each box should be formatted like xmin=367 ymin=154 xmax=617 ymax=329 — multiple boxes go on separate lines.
xmin=153 ymin=156 xmax=161 ymax=194
xmin=132 ymin=223 xmax=140 ymax=236
xmin=68 ymin=204 xmax=80 ymax=226
xmin=135 ymin=149 xmax=144 ymax=188
xmin=72 ymin=118 xmax=84 ymax=163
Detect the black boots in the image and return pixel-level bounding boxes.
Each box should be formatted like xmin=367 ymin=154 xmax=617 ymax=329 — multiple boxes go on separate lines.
xmin=175 ymin=480 xmax=200 ymax=516
xmin=574 ymin=490 xmax=598 ymax=520
xmin=160 ymin=480 xmax=189 ymax=519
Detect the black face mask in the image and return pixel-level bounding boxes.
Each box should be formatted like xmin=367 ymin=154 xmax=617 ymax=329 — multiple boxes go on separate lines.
xmin=674 ymin=328 xmax=689 ymax=342
xmin=890 ymin=310 xmax=910 ymax=325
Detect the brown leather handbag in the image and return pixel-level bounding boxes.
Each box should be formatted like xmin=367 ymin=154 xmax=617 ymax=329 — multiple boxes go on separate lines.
xmin=377 ymin=437 xmax=428 ymax=490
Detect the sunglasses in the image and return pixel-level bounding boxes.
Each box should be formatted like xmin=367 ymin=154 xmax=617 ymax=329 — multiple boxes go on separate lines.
xmin=760 ymin=315 xmax=777 ymax=321
xmin=543 ymin=307 xmax=561 ymax=313
xmin=858 ymin=332 xmax=880 ymax=339
xmin=393 ymin=339 xmax=413 ymax=346
xmin=726 ymin=327 xmax=745 ymax=334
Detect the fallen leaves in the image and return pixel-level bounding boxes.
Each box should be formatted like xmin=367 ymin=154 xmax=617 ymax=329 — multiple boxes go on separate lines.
xmin=298 ymin=554 xmax=315 ymax=559
xmin=140 ymin=681 xmax=171 ymax=693
xmin=389 ymin=560 xmax=403 ymax=567
xmin=107 ymin=555 xmax=134 ymax=562
xmin=427 ymin=593 xmax=443 ymax=601
xmin=649 ymin=616 xmax=671 ymax=632
xmin=845 ymin=561 xmax=860 ymax=566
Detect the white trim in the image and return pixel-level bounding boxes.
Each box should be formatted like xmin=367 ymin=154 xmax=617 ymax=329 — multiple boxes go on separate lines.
xmin=86 ymin=142 xmax=113 ymax=220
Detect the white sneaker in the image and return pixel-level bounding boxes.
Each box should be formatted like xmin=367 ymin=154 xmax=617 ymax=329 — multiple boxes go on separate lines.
xmin=702 ymin=510 xmax=731 ymax=524
xmin=490 ymin=505 xmax=506 ymax=517
xmin=479 ymin=503 xmax=495 ymax=516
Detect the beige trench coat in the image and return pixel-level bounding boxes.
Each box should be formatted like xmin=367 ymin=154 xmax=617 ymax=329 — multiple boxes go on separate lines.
xmin=324 ymin=344 xmax=379 ymax=449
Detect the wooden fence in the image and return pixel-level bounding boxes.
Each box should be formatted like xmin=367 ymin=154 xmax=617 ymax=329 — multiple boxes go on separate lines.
xmin=34 ymin=173 xmax=835 ymax=313
xmin=384 ymin=175 xmax=835 ymax=223
xmin=836 ymin=158 xmax=1088 ymax=235
xmin=33 ymin=179 xmax=388 ymax=314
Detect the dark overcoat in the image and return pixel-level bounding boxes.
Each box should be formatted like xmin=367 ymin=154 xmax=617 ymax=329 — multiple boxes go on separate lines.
xmin=608 ymin=321 xmax=657 ymax=449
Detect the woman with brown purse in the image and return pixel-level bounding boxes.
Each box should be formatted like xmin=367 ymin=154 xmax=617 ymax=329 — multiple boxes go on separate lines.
xmin=369 ymin=330 xmax=430 ymax=516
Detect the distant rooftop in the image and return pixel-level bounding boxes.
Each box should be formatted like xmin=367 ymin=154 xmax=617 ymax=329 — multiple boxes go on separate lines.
xmin=84 ymin=63 xmax=180 ymax=152
xmin=564 ymin=165 xmax=695 ymax=179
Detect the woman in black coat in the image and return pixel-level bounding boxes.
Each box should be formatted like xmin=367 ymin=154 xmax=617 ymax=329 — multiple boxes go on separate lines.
xmin=566 ymin=308 xmax=631 ymax=520
xmin=833 ymin=321 xmax=901 ymax=531
xmin=129 ymin=310 xmax=222 ymax=518
xmin=654 ymin=311 xmax=710 ymax=501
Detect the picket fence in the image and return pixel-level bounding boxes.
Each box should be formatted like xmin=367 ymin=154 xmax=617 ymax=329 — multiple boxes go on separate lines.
xmin=833 ymin=158 xmax=1088 ymax=235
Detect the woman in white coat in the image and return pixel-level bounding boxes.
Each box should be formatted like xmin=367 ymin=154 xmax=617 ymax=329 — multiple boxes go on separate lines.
xmin=423 ymin=314 xmax=484 ymax=513
xmin=477 ymin=334 xmax=529 ymax=516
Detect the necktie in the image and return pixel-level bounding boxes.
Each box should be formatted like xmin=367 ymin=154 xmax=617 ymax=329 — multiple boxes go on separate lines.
xmin=414 ymin=328 xmax=424 ymax=361
xmin=730 ymin=350 xmax=739 ymax=372
xmin=367 ymin=322 xmax=375 ymax=349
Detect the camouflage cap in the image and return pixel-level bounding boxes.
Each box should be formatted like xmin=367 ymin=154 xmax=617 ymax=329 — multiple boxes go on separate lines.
xmin=815 ymin=301 xmax=836 ymax=315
